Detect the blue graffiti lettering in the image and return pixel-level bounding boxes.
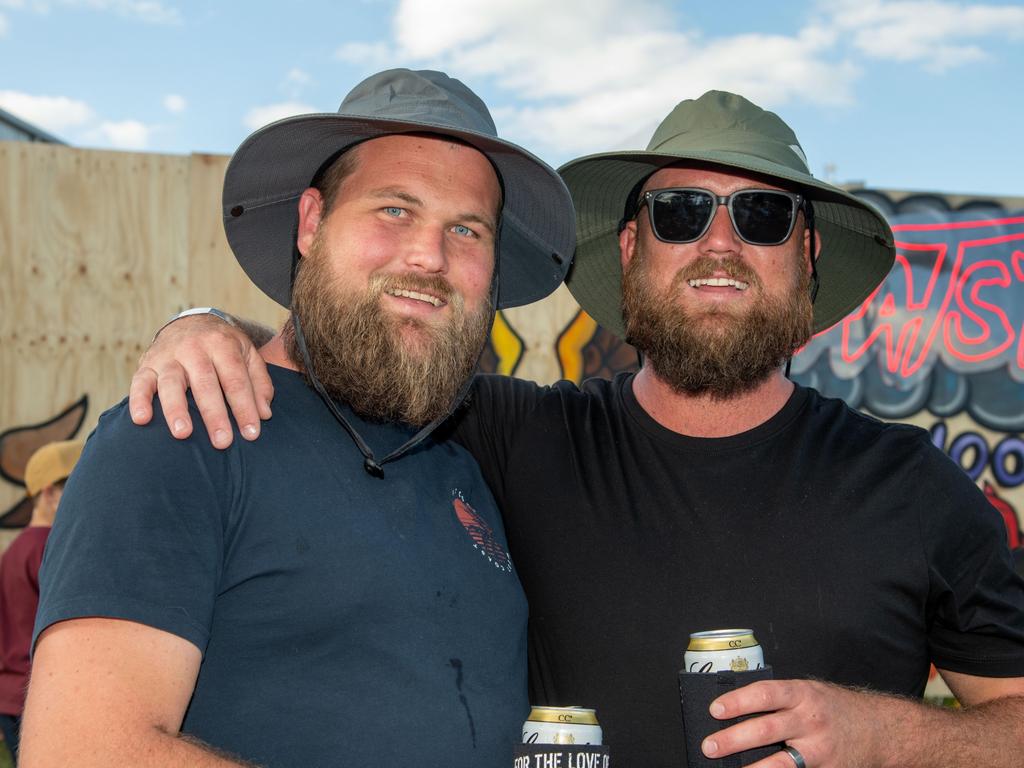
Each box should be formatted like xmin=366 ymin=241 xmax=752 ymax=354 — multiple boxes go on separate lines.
xmin=993 ymin=436 xmax=1024 ymax=487
xmin=931 ymin=421 xmax=1024 ymax=489
xmin=949 ymin=432 xmax=989 ymax=481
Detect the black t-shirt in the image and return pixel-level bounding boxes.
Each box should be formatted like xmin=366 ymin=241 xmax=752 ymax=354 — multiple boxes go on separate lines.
xmin=445 ymin=372 xmax=1024 ymax=767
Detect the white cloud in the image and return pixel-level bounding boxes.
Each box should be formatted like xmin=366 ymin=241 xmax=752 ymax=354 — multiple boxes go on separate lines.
xmin=381 ymin=0 xmax=857 ymax=156
xmin=69 ymin=0 xmax=181 ymax=24
xmin=0 ymin=88 xmax=156 ymax=149
xmin=286 ymin=68 xmax=310 ymax=87
xmin=335 ymin=40 xmax=394 ymax=70
xmin=330 ymin=0 xmax=1022 ymax=158
xmin=243 ymin=101 xmax=318 ymax=131
xmin=1 ymin=0 xmax=181 ymax=23
xmin=281 ymin=67 xmax=312 ymax=100
xmin=163 ymin=93 xmax=186 ymax=113
xmin=95 ymin=119 xmax=150 ymax=149
xmin=823 ymin=0 xmax=1024 ymax=72
xmin=0 ymin=90 xmax=94 ymax=133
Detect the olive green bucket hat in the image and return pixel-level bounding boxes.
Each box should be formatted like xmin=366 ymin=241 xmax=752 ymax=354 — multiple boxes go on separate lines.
xmin=560 ymin=90 xmax=895 ymax=337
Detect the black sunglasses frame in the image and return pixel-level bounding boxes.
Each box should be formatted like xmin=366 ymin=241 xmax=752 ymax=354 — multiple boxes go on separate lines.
xmin=633 ymin=187 xmax=805 ymax=246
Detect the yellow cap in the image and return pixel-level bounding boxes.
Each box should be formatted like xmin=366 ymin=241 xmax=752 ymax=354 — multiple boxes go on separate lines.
xmin=25 ymin=439 xmax=85 ymax=497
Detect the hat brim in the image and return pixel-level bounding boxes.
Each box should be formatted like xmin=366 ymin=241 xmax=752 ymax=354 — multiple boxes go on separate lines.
xmin=560 ymin=150 xmax=895 ymax=337
xmin=223 ymin=113 xmax=576 ymax=310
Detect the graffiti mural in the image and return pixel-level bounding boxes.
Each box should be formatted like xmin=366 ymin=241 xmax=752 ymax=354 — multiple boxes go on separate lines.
xmin=0 ymin=396 xmax=89 ymax=527
xmin=793 ymin=203 xmax=1023 ymax=551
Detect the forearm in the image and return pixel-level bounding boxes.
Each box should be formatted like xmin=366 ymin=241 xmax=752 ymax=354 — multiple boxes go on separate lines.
xmin=880 ymin=693 xmax=1024 ymax=768
xmin=22 ymin=620 xmax=259 ymax=768
xmin=709 ymin=677 xmax=1024 ymax=768
xmin=20 ymin=723 xmax=261 ymax=768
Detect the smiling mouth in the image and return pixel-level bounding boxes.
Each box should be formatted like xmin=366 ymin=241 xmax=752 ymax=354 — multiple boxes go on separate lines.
xmin=386 ymin=288 xmax=446 ymax=307
xmin=687 ymin=277 xmax=749 ymax=291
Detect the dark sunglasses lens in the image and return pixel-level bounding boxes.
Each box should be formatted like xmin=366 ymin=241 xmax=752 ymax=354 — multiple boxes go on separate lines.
xmin=732 ymin=192 xmax=796 ymax=244
xmin=650 ymin=190 xmax=714 ymax=242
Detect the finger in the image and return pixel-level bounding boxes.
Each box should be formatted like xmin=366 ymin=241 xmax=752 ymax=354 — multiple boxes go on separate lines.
xmin=702 ymin=712 xmax=792 ymax=759
xmin=186 ymin=358 xmax=237 ymax=450
xmin=712 ymin=680 xmax=797 ymax=719
xmin=247 ymin=351 xmax=275 ymax=421
xmin=729 ymin=747 xmax=806 ymax=768
xmin=216 ymin=356 xmax=264 ymax=441
xmin=153 ymin=364 xmax=194 ymax=440
xmin=129 ymin=368 xmax=158 ymax=425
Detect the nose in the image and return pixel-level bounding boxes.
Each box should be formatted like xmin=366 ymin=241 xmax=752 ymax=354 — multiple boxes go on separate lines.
xmin=403 ymin=224 xmax=448 ymax=274
xmin=700 ymin=204 xmax=742 ymax=253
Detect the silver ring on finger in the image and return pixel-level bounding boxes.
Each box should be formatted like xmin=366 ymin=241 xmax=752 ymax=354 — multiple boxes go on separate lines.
xmin=783 ymin=745 xmax=807 ymax=768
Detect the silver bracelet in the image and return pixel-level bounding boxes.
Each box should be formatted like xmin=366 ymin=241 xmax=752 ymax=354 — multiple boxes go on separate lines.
xmin=153 ymin=307 xmax=237 ymax=341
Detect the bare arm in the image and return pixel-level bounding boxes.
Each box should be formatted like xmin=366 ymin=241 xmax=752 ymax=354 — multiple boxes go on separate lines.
xmin=702 ymin=672 xmax=1024 ymax=768
xmin=21 ymin=618 xmax=259 ymax=767
xmin=130 ymin=312 xmax=275 ymax=449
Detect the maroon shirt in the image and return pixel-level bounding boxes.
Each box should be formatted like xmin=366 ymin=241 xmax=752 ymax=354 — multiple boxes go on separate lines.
xmin=0 ymin=526 xmax=50 ymax=715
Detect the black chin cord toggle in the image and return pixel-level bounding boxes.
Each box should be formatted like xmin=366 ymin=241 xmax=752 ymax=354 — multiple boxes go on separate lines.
xmin=363 ymin=458 xmax=385 ymax=478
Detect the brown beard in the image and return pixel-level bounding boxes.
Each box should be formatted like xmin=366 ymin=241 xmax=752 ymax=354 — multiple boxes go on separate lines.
xmin=284 ymin=235 xmax=493 ymax=427
xmin=622 ymin=246 xmax=813 ymax=399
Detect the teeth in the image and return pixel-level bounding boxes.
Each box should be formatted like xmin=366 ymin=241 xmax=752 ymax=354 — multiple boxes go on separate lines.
xmin=687 ymin=277 xmax=749 ymax=290
xmin=388 ymin=289 xmax=443 ymax=307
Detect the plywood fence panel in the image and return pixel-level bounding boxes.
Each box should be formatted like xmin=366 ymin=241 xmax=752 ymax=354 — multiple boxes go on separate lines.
xmin=185 ymin=153 xmax=288 ymax=331
xmin=0 ymin=142 xmax=298 ymax=520
xmin=1 ymin=142 xmax=186 ymax=517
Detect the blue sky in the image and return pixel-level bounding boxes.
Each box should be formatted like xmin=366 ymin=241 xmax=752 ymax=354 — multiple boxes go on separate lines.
xmin=2 ymin=0 xmax=1022 ymax=196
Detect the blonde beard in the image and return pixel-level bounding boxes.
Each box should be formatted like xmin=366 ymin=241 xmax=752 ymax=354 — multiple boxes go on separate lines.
xmin=622 ymin=245 xmax=813 ymax=399
xmin=285 ymin=238 xmax=493 ymax=426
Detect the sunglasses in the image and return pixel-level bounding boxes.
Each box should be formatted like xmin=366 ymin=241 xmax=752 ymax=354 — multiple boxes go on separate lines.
xmin=631 ymin=187 xmax=805 ymax=246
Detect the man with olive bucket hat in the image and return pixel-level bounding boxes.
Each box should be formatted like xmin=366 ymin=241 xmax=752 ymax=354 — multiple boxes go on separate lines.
xmin=131 ymin=92 xmax=1024 ymax=767
xmin=23 ymin=69 xmax=575 ymax=768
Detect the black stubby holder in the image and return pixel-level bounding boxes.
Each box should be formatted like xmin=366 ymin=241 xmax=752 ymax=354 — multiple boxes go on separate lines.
xmin=513 ymin=744 xmax=610 ymax=767
xmin=678 ymin=666 xmax=781 ymax=767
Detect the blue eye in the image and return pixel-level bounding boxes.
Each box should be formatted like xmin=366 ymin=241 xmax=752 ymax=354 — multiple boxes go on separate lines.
xmin=452 ymin=224 xmax=475 ymax=237
xmin=384 ymin=207 xmax=403 ymax=217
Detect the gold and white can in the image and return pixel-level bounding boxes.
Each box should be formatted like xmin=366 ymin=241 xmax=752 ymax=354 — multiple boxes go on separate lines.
xmin=522 ymin=706 xmax=603 ymax=745
xmin=684 ymin=629 xmax=765 ymax=673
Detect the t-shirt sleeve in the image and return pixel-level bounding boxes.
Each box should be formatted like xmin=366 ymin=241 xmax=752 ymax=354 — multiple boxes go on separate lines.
xmin=443 ymin=374 xmax=549 ymax=501
xmin=33 ymin=399 xmax=232 ymax=655
xmin=918 ymin=438 xmax=1024 ymax=676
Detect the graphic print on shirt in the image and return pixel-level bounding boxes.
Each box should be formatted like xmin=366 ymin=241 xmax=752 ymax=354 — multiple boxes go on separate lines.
xmin=451 ymin=490 xmax=513 ymax=573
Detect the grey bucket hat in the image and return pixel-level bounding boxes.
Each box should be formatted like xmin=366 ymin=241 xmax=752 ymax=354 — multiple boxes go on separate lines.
xmin=560 ymin=90 xmax=895 ymax=337
xmin=222 ymin=68 xmax=576 ymax=310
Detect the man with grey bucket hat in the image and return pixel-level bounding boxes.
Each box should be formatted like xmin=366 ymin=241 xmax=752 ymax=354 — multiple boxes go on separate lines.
xmin=22 ymin=69 xmax=575 ymax=767
xmin=133 ymin=92 xmax=1024 ymax=767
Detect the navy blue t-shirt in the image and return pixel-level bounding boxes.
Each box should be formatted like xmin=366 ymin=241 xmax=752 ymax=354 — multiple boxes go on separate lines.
xmin=36 ymin=364 xmax=528 ymax=767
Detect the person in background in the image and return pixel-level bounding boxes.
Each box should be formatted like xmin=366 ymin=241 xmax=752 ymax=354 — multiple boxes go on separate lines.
xmin=0 ymin=439 xmax=82 ymax=763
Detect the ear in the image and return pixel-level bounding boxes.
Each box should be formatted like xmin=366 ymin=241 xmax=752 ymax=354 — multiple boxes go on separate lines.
xmin=296 ymin=187 xmax=326 ymax=258
xmin=803 ymin=226 xmax=822 ymax=273
xmin=619 ymin=220 xmax=639 ymax=272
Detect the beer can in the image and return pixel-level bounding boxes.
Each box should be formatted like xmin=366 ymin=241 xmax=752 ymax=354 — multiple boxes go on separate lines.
xmin=683 ymin=629 xmax=765 ymax=673
xmin=522 ymin=706 xmax=603 ymax=745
